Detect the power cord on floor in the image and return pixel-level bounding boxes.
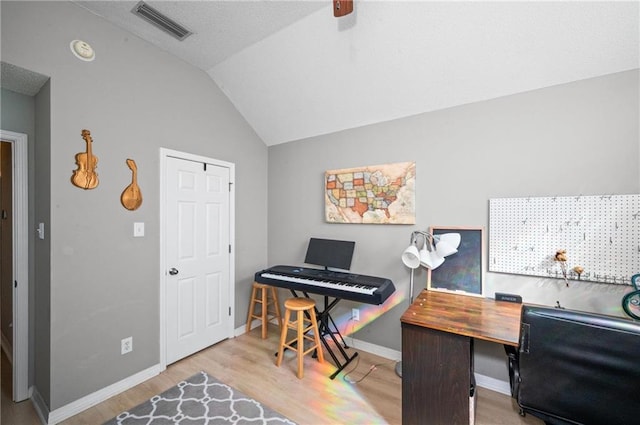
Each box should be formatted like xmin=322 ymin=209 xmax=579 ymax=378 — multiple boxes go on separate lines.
xmin=341 ymin=318 xmax=396 ymax=385
xmin=343 ymin=359 xmax=378 ymax=384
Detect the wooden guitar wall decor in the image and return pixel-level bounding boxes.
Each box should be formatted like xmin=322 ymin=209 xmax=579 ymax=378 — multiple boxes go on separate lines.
xmin=71 ymin=129 xmax=99 ymax=189
xmin=333 ymin=0 xmax=353 ymax=17
xmin=121 ymin=159 xmax=143 ymax=211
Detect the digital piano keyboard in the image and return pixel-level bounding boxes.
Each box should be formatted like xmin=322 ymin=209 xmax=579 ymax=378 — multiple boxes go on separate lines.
xmin=254 ymin=265 xmax=395 ymax=305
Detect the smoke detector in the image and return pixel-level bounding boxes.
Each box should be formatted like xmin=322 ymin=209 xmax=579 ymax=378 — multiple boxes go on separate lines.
xmin=70 ymin=39 xmax=95 ymax=62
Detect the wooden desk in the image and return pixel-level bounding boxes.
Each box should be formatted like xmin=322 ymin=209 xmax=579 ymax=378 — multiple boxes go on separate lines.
xmin=400 ymin=290 xmax=522 ymax=425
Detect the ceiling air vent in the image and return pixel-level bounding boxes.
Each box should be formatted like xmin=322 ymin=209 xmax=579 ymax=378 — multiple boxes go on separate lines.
xmin=132 ymin=1 xmax=192 ymax=41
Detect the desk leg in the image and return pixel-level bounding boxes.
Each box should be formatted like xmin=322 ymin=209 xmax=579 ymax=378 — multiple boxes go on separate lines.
xmin=402 ymin=323 xmax=472 ymax=425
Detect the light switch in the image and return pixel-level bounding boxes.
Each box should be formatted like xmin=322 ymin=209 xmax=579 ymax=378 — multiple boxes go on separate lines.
xmin=133 ymin=222 xmax=144 ymax=237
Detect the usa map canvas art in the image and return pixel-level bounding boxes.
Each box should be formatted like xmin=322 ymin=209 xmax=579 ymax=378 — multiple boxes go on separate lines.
xmin=325 ymin=162 xmax=415 ymax=224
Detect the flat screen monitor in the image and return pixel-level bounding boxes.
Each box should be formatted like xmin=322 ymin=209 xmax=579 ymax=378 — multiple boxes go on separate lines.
xmin=304 ymin=238 xmax=355 ymax=271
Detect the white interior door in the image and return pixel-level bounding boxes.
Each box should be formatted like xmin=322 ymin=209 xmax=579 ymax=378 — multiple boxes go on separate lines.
xmin=165 ymin=155 xmax=231 ymax=364
xmin=0 ymin=130 xmax=29 ymax=402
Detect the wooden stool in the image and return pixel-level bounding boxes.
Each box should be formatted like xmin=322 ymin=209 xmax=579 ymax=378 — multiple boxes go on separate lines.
xmin=245 ymin=282 xmax=282 ymax=339
xmin=276 ymin=297 xmax=324 ymax=378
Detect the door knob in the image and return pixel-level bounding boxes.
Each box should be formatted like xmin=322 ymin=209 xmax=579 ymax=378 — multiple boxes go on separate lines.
xmin=168 ymin=268 xmax=179 ymax=275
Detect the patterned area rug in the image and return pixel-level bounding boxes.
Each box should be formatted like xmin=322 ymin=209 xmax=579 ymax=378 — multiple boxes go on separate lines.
xmin=104 ymin=371 xmax=296 ymax=424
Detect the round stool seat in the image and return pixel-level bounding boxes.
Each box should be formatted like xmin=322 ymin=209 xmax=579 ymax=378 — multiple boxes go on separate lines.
xmin=284 ymin=297 xmax=315 ymax=311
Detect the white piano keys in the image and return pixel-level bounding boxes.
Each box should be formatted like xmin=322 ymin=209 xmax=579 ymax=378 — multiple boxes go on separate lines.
xmin=260 ymin=272 xmax=376 ymax=295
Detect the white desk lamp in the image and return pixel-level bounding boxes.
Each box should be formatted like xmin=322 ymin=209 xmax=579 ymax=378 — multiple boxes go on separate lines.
xmin=396 ymin=230 xmax=461 ymax=377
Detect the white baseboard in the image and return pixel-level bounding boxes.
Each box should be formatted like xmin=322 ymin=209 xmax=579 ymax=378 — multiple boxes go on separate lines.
xmin=35 ymin=363 xmax=164 ymax=425
xmin=235 ymin=323 xmax=245 ymax=337
xmin=30 ymin=327 xmax=509 ymax=425
xmin=349 ymin=337 xmax=401 ymax=362
xmin=474 ymin=373 xmax=511 ymax=396
xmin=350 ymin=337 xmax=511 ymax=396
xmin=341 ymin=336 xmax=513 ymax=396
xmin=240 ymin=323 xmax=511 ymax=395
xmin=31 ymin=387 xmax=49 ymax=425
xmin=236 ymin=318 xmax=280 ymax=337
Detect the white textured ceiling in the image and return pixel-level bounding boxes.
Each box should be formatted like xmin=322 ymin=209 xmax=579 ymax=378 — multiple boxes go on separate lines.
xmin=52 ymin=2 xmax=640 ymax=144
xmin=1 ymin=62 xmax=49 ymax=97
xmin=75 ymin=0 xmax=329 ymax=70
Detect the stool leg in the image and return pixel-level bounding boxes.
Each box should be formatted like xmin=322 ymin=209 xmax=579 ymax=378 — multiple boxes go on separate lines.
xmin=276 ymin=309 xmax=291 ymax=367
xmin=309 ymin=310 xmax=324 ymax=364
xmin=270 ymin=287 xmax=283 ymax=329
xmin=245 ymin=285 xmax=258 ymax=334
xmin=260 ymin=286 xmax=268 ymax=339
xmin=297 ymin=310 xmax=304 ymax=379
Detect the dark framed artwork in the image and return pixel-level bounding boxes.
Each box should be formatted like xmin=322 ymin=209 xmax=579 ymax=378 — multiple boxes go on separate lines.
xmin=427 ymin=226 xmax=484 ymax=297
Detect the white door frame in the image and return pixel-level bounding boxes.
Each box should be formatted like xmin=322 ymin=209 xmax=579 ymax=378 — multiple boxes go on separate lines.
xmin=159 ymin=148 xmax=235 ymax=368
xmin=0 ymin=130 xmax=29 ymax=401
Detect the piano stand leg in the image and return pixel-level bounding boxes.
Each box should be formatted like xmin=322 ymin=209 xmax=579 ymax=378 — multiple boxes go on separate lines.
xmin=329 ymin=351 xmax=357 ymax=380
xmin=314 ymin=296 xmax=358 ymax=379
xmin=327 ymin=312 xmax=349 ymax=349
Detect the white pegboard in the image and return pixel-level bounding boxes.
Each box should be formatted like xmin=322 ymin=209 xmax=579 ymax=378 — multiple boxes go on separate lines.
xmin=489 ymin=194 xmax=640 ymax=285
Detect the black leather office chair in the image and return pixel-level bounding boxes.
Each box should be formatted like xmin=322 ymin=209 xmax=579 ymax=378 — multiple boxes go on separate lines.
xmin=508 ymin=305 xmax=640 ymax=425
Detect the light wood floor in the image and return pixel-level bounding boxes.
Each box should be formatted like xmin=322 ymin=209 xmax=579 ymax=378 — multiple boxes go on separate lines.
xmin=2 ymin=328 xmax=543 ymax=424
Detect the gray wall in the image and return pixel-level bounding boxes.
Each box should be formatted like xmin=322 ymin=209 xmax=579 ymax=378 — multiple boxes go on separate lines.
xmin=268 ymin=69 xmax=639 ymax=382
xmin=2 ymin=0 xmax=638 ymax=413
xmin=34 ymin=80 xmax=52 ymax=407
xmin=2 ymin=1 xmax=268 ymax=411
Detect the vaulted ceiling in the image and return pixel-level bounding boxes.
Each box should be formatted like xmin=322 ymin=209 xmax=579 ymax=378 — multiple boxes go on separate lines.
xmin=30 ymin=2 xmax=640 ymax=145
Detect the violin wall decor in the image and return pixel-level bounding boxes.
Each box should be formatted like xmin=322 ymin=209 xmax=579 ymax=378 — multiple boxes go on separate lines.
xmin=71 ymin=129 xmax=99 ymax=189
xmin=121 ymin=159 xmax=143 ymax=211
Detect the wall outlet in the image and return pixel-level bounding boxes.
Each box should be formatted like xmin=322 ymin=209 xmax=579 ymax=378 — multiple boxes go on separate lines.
xmin=352 ymin=308 xmax=360 ymax=321
xmin=121 ymin=336 xmax=133 ymax=355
